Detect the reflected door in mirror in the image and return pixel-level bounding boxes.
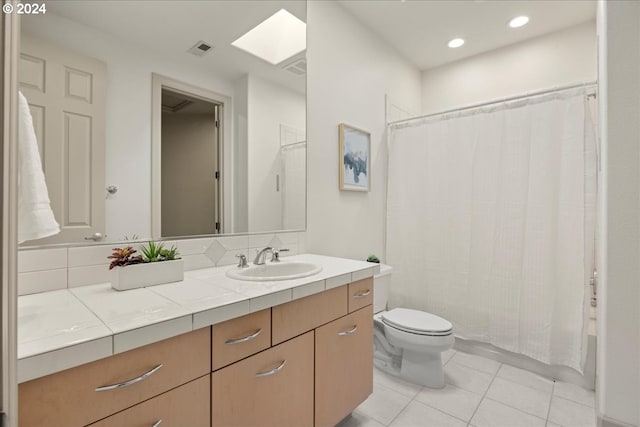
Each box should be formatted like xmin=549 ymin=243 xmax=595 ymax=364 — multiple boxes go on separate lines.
xmin=161 ymin=89 xmax=222 ymax=237
xmin=19 ymin=35 xmax=106 ymax=245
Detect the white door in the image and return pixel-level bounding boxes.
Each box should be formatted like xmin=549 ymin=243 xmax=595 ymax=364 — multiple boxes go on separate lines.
xmin=18 ymin=34 xmax=106 ymax=244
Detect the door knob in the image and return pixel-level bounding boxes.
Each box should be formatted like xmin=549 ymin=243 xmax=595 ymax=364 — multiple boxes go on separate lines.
xmin=84 ymin=232 xmax=106 ymax=242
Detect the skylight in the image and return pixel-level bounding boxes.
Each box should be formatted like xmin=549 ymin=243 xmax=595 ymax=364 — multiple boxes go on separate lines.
xmin=232 ymin=9 xmax=306 ymax=65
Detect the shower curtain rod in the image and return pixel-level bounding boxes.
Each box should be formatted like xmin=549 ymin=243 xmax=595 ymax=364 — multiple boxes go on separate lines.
xmin=388 ymin=80 xmax=598 ymax=127
xmin=281 ymin=140 xmax=306 ymax=148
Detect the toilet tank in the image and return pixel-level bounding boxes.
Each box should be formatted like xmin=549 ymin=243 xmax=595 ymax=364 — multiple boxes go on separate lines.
xmin=373 ymin=264 xmax=393 ymax=314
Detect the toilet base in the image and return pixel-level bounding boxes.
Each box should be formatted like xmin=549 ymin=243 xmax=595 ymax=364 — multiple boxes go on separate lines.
xmin=373 ymin=312 xmax=452 ymax=389
xmin=400 ymin=349 xmax=445 ymax=388
xmin=374 ymin=347 xmax=446 ymax=389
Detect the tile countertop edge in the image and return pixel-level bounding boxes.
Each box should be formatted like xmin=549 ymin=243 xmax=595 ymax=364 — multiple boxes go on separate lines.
xmin=17 ymin=254 xmax=377 ymax=382
xmin=18 ymin=336 xmax=113 ymax=383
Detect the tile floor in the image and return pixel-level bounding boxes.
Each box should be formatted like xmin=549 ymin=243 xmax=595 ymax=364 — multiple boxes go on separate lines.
xmin=340 ymin=349 xmax=596 ymax=427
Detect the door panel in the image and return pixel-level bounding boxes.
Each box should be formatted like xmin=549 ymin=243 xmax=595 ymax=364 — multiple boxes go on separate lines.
xmin=19 ymin=35 xmax=106 ymax=244
xmin=315 ymin=306 xmax=374 ymax=427
xmin=212 ymin=331 xmax=313 ymax=427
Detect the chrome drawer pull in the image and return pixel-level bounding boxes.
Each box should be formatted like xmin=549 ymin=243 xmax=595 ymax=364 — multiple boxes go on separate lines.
xmin=353 ymin=289 xmax=371 ymax=298
xmin=225 ymin=328 xmax=263 ymax=345
xmin=255 ymin=360 xmax=287 ymax=378
xmin=95 ymin=364 xmax=163 ymax=392
xmin=151 ymin=420 xmax=163 ymax=427
xmin=338 ymin=325 xmax=358 ymax=336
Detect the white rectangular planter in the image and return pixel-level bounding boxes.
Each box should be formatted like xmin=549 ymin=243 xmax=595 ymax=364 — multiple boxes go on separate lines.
xmin=111 ymin=259 xmax=184 ymax=291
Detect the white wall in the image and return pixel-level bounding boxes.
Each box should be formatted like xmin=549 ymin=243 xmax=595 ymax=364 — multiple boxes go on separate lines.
xmin=247 ymin=75 xmax=305 ymax=232
xmin=597 ymin=1 xmax=640 ymax=426
xmin=421 ymin=21 xmax=597 ymax=114
xmin=306 ymin=1 xmax=422 ymax=261
xmin=22 ymin=13 xmax=235 ymax=241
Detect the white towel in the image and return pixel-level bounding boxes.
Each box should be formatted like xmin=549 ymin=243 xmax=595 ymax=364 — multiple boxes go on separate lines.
xmin=18 ymin=91 xmax=60 ymax=243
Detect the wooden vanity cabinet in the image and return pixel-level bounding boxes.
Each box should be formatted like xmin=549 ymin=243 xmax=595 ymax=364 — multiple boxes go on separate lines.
xmin=20 ymin=277 xmax=375 ymax=427
xmin=315 ymin=305 xmax=374 ymax=427
xmin=18 ymin=328 xmax=210 ymax=427
xmin=212 ymin=332 xmax=314 ymax=427
xmin=89 ymin=375 xmax=210 ymax=427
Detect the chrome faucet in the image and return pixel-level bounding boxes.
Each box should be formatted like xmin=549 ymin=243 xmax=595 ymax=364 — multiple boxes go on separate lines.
xmin=253 ymin=247 xmax=274 ymax=265
xmin=235 ymin=254 xmax=248 ymax=268
xmin=253 ymin=247 xmax=290 ymax=265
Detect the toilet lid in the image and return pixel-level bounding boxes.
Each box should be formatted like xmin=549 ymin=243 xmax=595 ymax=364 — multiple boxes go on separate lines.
xmin=381 ymin=308 xmax=453 ymax=336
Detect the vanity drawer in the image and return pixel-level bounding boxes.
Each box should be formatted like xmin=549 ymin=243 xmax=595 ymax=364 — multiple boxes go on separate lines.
xmin=212 ymin=308 xmax=271 ymax=371
xmin=18 ymin=328 xmax=210 ymax=427
xmin=272 ymin=285 xmax=348 ymax=345
xmin=212 ymin=331 xmax=314 ymax=427
xmin=348 ymin=277 xmax=374 ymax=312
xmin=89 ymin=375 xmax=210 ymax=427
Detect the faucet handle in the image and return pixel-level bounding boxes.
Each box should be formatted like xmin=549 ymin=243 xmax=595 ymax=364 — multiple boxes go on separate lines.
xmin=235 ymin=254 xmax=248 ymax=268
xmin=271 ymin=248 xmax=289 ymax=262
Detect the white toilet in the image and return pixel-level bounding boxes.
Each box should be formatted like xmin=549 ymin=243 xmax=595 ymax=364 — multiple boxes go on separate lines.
xmin=373 ymin=265 xmax=454 ymax=388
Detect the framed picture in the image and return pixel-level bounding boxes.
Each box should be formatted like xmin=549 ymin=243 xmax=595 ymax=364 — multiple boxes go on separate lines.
xmin=339 ymin=123 xmax=371 ymax=192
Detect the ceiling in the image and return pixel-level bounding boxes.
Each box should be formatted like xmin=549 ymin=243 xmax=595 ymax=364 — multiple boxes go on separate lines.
xmin=40 ymin=1 xmax=307 ymax=94
xmin=37 ymin=1 xmax=596 ymax=90
xmin=339 ymin=0 xmax=597 ymax=70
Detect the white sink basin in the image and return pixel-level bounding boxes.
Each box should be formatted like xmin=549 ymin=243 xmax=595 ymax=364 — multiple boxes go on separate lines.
xmin=226 ymin=261 xmax=322 ymax=282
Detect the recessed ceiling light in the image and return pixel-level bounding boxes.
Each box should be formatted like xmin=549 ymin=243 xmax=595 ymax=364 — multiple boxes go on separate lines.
xmin=448 ymin=38 xmax=465 ymax=48
xmin=509 ymin=16 xmax=529 ymax=28
xmin=231 ymin=9 xmax=306 ymax=65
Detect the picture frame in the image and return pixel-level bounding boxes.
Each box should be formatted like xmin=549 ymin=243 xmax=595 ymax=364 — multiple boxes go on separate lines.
xmin=339 ymin=123 xmax=371 ymax=192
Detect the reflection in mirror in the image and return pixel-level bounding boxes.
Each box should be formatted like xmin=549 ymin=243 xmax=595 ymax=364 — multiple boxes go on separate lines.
xmin=160 ymin=88 xmax=221 ymax=238
xmin=18 ymin=0 xmax=306 ymax=246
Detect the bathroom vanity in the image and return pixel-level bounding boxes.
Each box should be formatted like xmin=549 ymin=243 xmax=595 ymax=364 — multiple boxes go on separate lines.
xmin=17 ymin=254 xmax=376 ymax=427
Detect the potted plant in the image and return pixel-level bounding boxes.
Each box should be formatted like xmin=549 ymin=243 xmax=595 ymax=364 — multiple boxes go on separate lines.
xmin=109 ymin=242 xmax=183 ymax=291
xmin=366 ymin=254 xmax=380 ymax=263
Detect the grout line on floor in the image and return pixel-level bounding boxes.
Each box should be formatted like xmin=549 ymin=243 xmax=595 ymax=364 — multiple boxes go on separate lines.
xmin=384 ymin=387 xmax=415 ymax=427
xmin=464 ymin=361 xmax=502 ymax=426
xmin=550 ymin=385 xmax=597 ymax=409
xmin=449 ymin=354 xmax=501 ymax=376
xmin=419 ymin=398 xmax=474 ymax=426
xmin=544 ymin=380 xmax=556 ymax=426
xmin=410 ymin=384 xmax=477 ymax=426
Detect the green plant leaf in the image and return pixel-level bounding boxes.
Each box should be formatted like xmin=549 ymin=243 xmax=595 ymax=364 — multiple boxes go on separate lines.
xmin=140 ymin=241 xmax=165 ymax=262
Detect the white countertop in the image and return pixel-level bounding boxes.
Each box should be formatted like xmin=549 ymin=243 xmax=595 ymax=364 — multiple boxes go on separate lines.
xmin=18 ymin=254 xmax=378 ymax=383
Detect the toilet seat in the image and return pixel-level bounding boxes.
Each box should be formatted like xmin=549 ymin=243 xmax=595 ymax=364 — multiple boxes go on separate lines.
xmin=381 ymin=308 xmax=453 ymax=336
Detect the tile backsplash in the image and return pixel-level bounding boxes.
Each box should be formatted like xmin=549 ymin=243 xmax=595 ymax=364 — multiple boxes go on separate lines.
xmin=18 ymin=232 xmax=307 ymax=296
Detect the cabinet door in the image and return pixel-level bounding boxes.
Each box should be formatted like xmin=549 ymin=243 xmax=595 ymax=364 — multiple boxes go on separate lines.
xmin=89 ymin=375 xmax=210 ymax=427
xmin=315 ymin=305 xmax=373 ymax=427
xmin=212 ymin=332 xmax=313 ymax=427
xmin=19 ymin=328 xmax=210 ymax=427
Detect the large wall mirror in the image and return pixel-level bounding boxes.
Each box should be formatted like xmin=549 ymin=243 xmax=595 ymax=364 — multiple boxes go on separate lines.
xmin=18 ymin=0 xmax=307 ymax=246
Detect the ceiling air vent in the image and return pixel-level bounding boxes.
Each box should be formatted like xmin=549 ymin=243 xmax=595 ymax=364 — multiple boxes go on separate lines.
xmin=283 ymin=58 xmax=306 ymax=75
xmin=188 ymin=41 xmax=213 ymax=57
xmin=279 ymin=51 xmax=307 ymax=76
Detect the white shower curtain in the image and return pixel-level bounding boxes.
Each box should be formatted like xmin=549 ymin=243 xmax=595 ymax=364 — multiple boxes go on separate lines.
xmin=386 ymin=89 xmax=596 ymax=372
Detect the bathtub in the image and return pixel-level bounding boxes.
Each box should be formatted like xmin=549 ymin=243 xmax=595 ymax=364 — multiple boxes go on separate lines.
xmin=453 ymin=308 xmax=597 ymax=390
